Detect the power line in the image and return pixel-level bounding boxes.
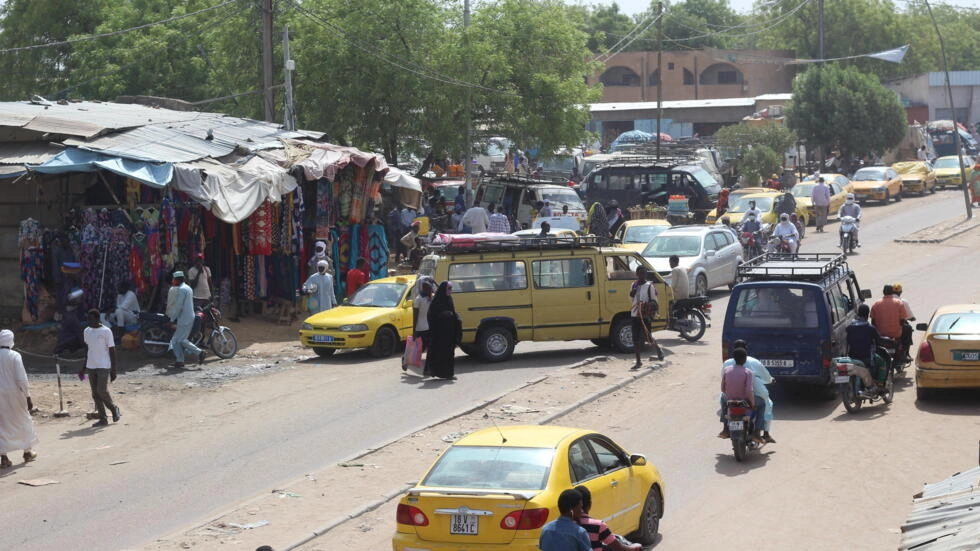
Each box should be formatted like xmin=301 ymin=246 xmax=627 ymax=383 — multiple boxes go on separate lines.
xmin=0 ymin=0 xmax=239 ymax=54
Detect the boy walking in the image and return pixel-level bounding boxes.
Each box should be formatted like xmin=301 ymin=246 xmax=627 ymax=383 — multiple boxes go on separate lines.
xmin=81 ymin=309 xmax=121 ymax=427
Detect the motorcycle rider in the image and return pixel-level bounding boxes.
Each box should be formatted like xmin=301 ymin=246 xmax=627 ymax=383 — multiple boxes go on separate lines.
xmin=837 ymin=193 xmax=862 ymax=247
xmin=846 ymin=303 xmax=883 ymax=391
xmin=719 ymin=348 xmax=762 ymax=444
xmin=740 ymin=212 xmax=761 ymax=234
xmin=870 ymin=284 xmax=908 ymax=360
xmin=743 ymin=200 xmax=761 ymax=221
xmin=892 ymin=283 xmax=915 ymax=363
xmin=718 ymin=340 xmax=775 ymax=443
xmin=772 ymin=213 xmax=800 ymax=254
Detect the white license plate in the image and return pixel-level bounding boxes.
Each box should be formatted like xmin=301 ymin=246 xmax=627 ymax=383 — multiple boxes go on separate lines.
xmin=761 ymin=359 xmax=794 ymax=368
xmin=834 ymin=375 xmax=850 ymax=384
xmin=954 ymin=351 xmax=980 ymax=361
xmin=451 ymin=514 xmax=478 ymax=535
xmin=311 ymin=335 xmax=335 ymax=343
xmin=728 ymin=421 xmax=744 ymax=431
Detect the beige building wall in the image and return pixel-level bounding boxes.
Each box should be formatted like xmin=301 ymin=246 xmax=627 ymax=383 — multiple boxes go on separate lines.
xmin=590 ymin=50 xmax=797 ymax=103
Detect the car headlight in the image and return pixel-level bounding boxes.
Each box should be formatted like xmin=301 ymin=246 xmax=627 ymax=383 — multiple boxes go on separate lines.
xmin=301 ymin=323 xmax=314 ymax=331
xmin=339 ymin=324 xmax=369 ymax=332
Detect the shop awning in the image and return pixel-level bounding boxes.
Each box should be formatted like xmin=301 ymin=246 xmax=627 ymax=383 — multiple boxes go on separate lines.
xmin=31 ymin=147 xmax=173 ymax=187
xmin=383 ymin=166 xmax=422 ymax=192
xmin=173 ymin=156 xmax=298 ymax=223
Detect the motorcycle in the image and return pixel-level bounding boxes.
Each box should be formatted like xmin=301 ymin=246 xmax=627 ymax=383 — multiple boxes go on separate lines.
xmin=839 ymin=215 xmax=858 ymax=255
xmin=834 ymin=338 xmax=896 ymax=414
xmin=665 ymin=297 xmax=710 ymax=341
xmin=765 ymin=235 xmax=797 ymax=255
xmin=140 ymin=300 xmax=239 ymax=359
xmin=725 ymin=399 xmax=765 ymax=462
xmin=738 ymin=230 xmax=763 ymax=259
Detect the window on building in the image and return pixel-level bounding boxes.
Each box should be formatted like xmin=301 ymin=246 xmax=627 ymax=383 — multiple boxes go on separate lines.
xmin=668 ymin=62 xmax=675 ymax=70
xmin=600 ymin=66 xmax=641 ymax=87
xmin=717 ymin=70 xmax=738 ymax=84
xmin=648 ymin=69 xmax=660 ymax=86
xmin=699 ymin=63 xmax=743 ymax=85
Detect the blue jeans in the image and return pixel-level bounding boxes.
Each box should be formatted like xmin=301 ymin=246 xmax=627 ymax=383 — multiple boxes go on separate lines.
xmin=170 ymin=321 xmax=202 ymax=363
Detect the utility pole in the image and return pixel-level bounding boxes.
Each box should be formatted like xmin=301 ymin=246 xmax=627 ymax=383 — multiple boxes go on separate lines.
xmin=817 ymin=0 xmax=824 ymax=60
xmin=282 ymin=26 xmax=296 ymax=131
xmin=924 ymin=0 xmax=972 ymax=218
xmin=261 ymin=0 xmax=275 ymax=122
xmin=656 ymin=0 xmax=663 ymax=162
xmin=463 ymin=0 xmax=473 ymax=207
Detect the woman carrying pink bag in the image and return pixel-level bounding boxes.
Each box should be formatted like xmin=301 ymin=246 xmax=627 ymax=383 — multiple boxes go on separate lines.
xmin=403 ymin=278 xmax=435 ymax=377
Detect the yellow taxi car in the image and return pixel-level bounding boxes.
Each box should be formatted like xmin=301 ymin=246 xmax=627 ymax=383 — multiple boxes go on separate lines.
xmin=613 ymin=218 xmax=673 ymax=252
xmin=791 ymin=172 xmax=855 ymax=218
xmin=933 ymin=155 xmax=974 ymax=189
xmin=704 ymin=186 xmax=769 ymax=224
xmin=299 ymin=275 xmax=416 ymax=358
xmin=849 ymin=166 xmax=902 ymax=204
xmin=720 ymin=190 xmax=810 ymax=227
xmin=892 ymin=161 xmax=937 ymax=195
xmin=915 ymin=304 xmax=980 ymax=400
xmin=392 ymin=425 xmax=665 ymax=551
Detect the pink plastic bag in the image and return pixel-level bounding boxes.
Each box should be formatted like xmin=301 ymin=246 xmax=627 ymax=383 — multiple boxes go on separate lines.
xmin=403 ymin=336 xmax=423 ymax=370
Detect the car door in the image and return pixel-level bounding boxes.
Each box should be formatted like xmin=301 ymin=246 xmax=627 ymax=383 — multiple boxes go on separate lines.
xmin=705 ymin=231 xmax=732 ymax=287
xmin=530 ymin=256 xmax=601 ymax=340
xmin=569 ymin=435 xmax=643 ymax=535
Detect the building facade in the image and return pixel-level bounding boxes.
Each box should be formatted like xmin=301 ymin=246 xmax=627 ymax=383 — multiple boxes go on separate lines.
xmin=884 ymin=71 xmax=980 ymax=126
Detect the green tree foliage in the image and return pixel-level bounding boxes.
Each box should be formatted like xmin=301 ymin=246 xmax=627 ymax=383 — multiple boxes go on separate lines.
xmin=624 ymin=0 xmax=745 ymax=51
xmin=738 ymin=145 xmax=782 ymax=187
xmin=785 ymin=64 xmax=905 ymax=159
xmin=714 ymin=121 xmax=795 ymax=185
xmin=580 ymin=4 xmax=635 ymax=54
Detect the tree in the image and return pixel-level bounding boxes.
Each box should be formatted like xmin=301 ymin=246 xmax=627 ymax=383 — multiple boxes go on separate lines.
xmin=785 ymin=64 xmax=905 ymax=160
xmin=580 ymin=4 xmax=636 ymax=54
xmin=714 ymin=121 xmax=796 ymax=186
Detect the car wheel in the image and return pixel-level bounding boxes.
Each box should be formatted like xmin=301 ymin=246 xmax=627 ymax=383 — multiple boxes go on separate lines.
xmin=695 ymin=274 xmax=708 ymax=297
xmin=477 ymin=324 xmax=515 ymax=362
xmin=633 ymin=487 xmax=663 ymax=545
xmin=313 ymin=347 xmax=336 ymax=357
xmin=590 ymin=338 xmax=610 ymax=348
xmin=611 ymin=316 xmax=634 ymax=353
xmin=930 ymin=183 xmax=937 ymax=194
xmin=883 ymin=190 xmax=890 ymax=204
xmin=895 ymin=188 xmax=902 ymax=201
xmin=460 ymin=344 xmax=479 ymax=357
xmin=369 ymin=326 xmax=398 ymax=358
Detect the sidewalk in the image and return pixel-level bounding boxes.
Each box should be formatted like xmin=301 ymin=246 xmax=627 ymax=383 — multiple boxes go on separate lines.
xmin=895 ymin=213 xmax=980 ymax=243
xmin=141 ymin=354 xmax=664 ymax=551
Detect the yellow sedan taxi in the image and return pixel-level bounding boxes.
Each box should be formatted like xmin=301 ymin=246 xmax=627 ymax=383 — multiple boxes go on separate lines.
xmin=392 ymin=425 xmax=665 ymax=551
xmin=704 ymin=186 xmax=769 ymax=224
xmin=792 ymin=173 xmax=854 ymax=218
xmin=613 ymin=218 xmax=673 ymax=252
xmin=721 ymin=190 xmax=810 ymax=227
xmin=915 ymin=304 xmax=980 ymax=400
xmin=849 ymin=166 xmax=902 ymax=204
xmin=299 ymin=275 xmax=416 ymax=358
xmin=933 ymin=155 xmax=974 ymax=189
xmin=892 ymin=161 xmax=937 ymax=195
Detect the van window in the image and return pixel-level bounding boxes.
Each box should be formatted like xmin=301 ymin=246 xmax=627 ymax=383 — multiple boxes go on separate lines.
xmin=481 ymin=185 xmax=504 ymax=206
xmin=826 ymin=283 xmax=851 ymax=324
xmin=449 ymin=261 xmax=528 ymax=293
xmin=532 ymin=258 xmax=594 ymax=288
xmin=732 ymin=287 xmax=820 ymax=329
xmin=604 ymin=255 xmax=638 ymax=280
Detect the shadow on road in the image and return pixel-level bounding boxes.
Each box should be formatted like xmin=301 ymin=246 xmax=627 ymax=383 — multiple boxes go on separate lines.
xmin=766 ymin=384 xmax=841 ymax=421
xmin=914 ymin=388 xmax=980 ymax=415
xmin=713 ymin=449 xmax=773 ymax=476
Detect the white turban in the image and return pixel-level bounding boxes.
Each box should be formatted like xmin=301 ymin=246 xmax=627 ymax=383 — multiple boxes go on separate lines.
xmin=317 ymin=260 xmax=329 ymax=269
xmin=314 ymin=241 xmax=327 ymax=252
xmin=0 ymin=329 xmax=13 ymax=347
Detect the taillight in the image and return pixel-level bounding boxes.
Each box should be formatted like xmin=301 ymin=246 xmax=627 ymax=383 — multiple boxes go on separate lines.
xmin=728 ymin=407 xmax=748 ymax=416
xmin=396 ymin=504 xmax=429 ymax=526
xmin=918 ymin=341 xmax=934 ymax=363
xmin=836 ymin=363 xmax=849 ymax=375
xmin=501 ymin=508 xmax=549 ymax=530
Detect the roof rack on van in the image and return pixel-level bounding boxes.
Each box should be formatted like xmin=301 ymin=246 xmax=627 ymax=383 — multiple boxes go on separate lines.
xmin=430 ymin=234 xmax=604 ymax=254
xmin=737 ymin=252 xmax=849 ymax=282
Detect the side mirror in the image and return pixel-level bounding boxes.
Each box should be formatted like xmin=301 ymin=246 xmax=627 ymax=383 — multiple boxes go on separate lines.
xmin=916 ymin=322 xmax=927 ymax=331
xmin=629 ymin=454 xmax=648 ymax=466
xmin=860 ymin=289 xmax=872 ymax=299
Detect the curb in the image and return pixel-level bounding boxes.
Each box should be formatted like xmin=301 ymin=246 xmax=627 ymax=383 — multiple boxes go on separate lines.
xmin=282 ymin=358 xmax=658 ymax=550
xmin=894 ymin=217 xmax=980 ymax=244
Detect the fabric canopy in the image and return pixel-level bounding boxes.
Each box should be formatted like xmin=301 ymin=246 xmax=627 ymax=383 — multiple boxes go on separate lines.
xmin=32 ymin=148 xmax=173 ymax=187
xmin=383 ymin=166 xmax=422 ymax=192
xmin=173 ymin=156 xmax=298 ymax=223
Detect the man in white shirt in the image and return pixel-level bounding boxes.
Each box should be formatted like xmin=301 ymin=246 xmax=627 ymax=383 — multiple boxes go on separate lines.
xmin=668 ymin=255 xmax=690 ymax=300
xmin=458 ymin=205 xmax=490 ymax=234
xmin=109 ymin=282 xmax=140 ymax=333
xmin=80 ymin=309 xmax=120 ymax=427
xmin=772 ymin=213 xmax=800 ymax=254
xmin=187 ymin=253 xmax=212 ymax=308
xmin=811 ymin=176 xmax=832 ymax=232
xmin=630 ymin=266 xmax=664 ymax=369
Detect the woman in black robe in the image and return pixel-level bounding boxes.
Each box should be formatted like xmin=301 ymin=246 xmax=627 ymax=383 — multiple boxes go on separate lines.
xmin=426 ymin=281 xmax=461 ymax=380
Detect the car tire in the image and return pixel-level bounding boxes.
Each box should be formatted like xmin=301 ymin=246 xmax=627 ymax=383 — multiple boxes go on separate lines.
xmin=633 ymin=486 xmax=663 ymax=545
xmin=369 ymin=326 xmax=399 ymax=358
xmin=460 ymin=344 xmax=480 ymax=357
xmin=611 ymin=316 xmax=634 ymax=353
xmin=930 ymin=184 xmax=937 ymax=194
xmin=476 ymin=324 xmax=515 ymax=362
xmin=313 ymin=347 xmax=336 ymax=357
xmin=695 ymin=274 xmax=708 ymax=297
xmin=895 ymin=189 xmax=903 ymax=201
xmin=590 ymin=338 xmax=610 ymax=348
xmin=883 ymin=190 xmax=890 ymax=204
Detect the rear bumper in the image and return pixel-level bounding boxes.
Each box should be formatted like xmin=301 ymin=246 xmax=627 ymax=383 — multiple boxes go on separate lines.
xmin=853 ymin=190 xmax=887 ymax=200
xmin=916 ymin=367 xmax=980 ymax=389
xmin=392 ymin=533 xmax=538 ymax=550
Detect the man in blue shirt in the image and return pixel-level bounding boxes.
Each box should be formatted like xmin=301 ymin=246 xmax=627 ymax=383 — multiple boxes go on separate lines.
xmin=539 ymin=489 xmax=591 ymax=551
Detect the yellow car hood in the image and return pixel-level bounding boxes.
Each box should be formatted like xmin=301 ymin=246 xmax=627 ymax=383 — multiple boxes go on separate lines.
xmin=304 ymin=306 xmax=398 ymax=327
xmin=850 ymin=179 xmax=889 ymax=190
xmin=934 ymin=167 xmax=963 ymax=178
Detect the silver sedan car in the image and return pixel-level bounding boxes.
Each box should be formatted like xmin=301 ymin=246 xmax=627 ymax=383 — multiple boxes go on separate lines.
xmin=641 ymin=225 xmax=743 ymax=296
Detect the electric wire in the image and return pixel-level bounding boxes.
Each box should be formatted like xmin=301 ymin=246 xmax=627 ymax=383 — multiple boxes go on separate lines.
xmin=595 ymin=9 xmax=660 ymax=63
xmin=595 ymin=11 xmax=665 ymax=63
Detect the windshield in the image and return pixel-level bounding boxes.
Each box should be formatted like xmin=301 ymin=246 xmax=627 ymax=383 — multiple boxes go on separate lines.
xmin=642 ymin=234 xmax=702 ymax=257
xmin=728 ymin=196 xmax=773 ymax=213
xmin=931 ymin=313 xmax=980 ymax=334
xmin=541 ymin=188 xmax=584 ymax=209
xmin=624 ymin=224 xmax=669 ymax=244
xmin=933 ymin=158 xmax=962 ymax=169
xmin=540 ymin=156 xmax=575 ymax=172
xmin=684 ymin=166 xmax=722 ymax=194
xmin=853 ymin=168 xmax=886 ymax=181
xmin=421 ymin=446 xmax=554 ymax=490
xmin=790 ymin=183 xmax=814 ymax=198
xmin=732 ymin=287 xmax=820 ymax=329
xmin=349 ymin=282 xmax=407 ymax=308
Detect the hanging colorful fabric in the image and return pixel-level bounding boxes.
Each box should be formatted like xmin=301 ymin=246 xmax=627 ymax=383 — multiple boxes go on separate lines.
xmin=249 ymin=201 xmax=273 ymax=256
xmin=316 ymin=179 xmax=331 ymax=239
xmin=366 ymin=224 xmax=389 ymax=280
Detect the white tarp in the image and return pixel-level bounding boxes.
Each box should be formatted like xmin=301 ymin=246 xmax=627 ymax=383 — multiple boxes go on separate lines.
xmin=173 ymin=156 xmax=298 ymax=223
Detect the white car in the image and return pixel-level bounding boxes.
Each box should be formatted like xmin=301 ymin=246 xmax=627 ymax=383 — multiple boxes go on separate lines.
xmin=641 ymin=225 xmax=743 ymax=296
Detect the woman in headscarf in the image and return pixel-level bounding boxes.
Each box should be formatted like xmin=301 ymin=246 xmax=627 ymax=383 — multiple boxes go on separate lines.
xmin=426 ymin=281 xmax=461 ymax=380
xmin=0 ymin=329 xmax=38 ymax=468
xmin=588 ymin=201 xmax=609 ymax=241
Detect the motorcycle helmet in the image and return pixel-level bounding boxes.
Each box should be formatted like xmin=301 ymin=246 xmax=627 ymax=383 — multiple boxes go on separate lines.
xmin=779 ymin=213 xmax=789 ymax=221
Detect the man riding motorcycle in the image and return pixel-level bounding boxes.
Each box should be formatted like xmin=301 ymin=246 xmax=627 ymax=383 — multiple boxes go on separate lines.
xmin=837 ymin=193 xmax=862 ymax=247
xmin=846 ymin=303 xmax=884 ymax=391
xmin=772 ymin=213 xmax=800 ymax=254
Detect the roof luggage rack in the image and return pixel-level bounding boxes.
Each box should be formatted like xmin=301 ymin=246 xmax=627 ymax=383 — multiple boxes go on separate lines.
xmin=737 ymin=252 xmax=849 ymax=282
xmin=429 ymin=233 xmax=603 ymax=254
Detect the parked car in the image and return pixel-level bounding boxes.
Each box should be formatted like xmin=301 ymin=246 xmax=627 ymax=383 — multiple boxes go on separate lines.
xmin=891 ymin=161 xmax=937 ymax=195
xmin=932 ymin=155 xmax=975 ymax=189
xmin=792 ymin=173 xmax=855 ymax=215
xmin=640 ymin=225 xmax=743 ymax=295
xmin=848 ymin=166 xmax=902 ymax=204
xmin=613 ymin=218 xmax=673 ymax=252
xmin=392 ymin=425 xmax=665 ymax=551
xmin=915 ymin=304 xmax=980 ymax=400
xmin=298 ymin=275 xmax=415 ymax=358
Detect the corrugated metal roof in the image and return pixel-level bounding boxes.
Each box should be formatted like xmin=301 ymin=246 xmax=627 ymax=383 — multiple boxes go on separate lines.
xmin=928 ymin=71 xmax=980 ymax=87
xmin=900 ymin=466 xmax=980 ymax=551
xmin=0 ymin=141 xmax=62 ymax=164
xmin=591 ymin=94 xmax=792 ymax=113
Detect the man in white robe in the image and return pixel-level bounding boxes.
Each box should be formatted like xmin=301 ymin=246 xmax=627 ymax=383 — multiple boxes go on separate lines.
xmin=0 ymin=329 xmax=38 ymax=468
xmin=303 ymin=260 xmax=338 ymax=314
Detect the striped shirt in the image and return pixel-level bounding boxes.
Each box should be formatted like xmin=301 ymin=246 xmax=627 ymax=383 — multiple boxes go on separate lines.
xmin=488 ymin=212 xmax=510 ymax=233
xmin=577 ymin=515 xmax=617 ymax=549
